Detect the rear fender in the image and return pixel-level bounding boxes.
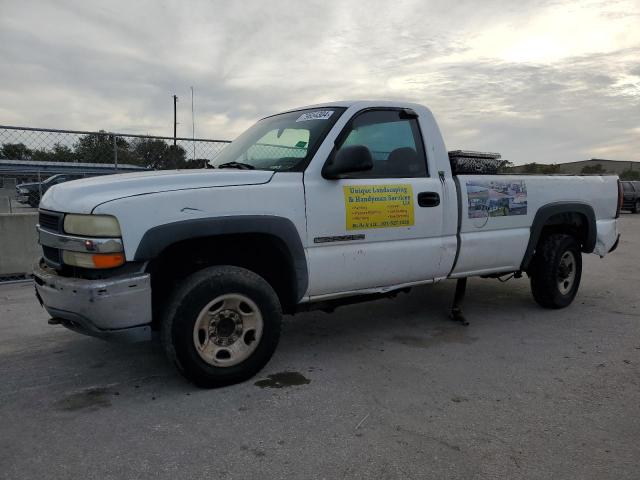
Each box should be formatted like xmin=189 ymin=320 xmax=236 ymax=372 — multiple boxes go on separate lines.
xmin=521 ymin=202 xmax=596 ymax=270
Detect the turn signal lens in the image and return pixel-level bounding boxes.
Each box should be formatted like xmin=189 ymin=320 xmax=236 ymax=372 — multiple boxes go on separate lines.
xmin=62 ymin=251 xmax=125 ymax=269
xmin=92 ymin=253 xmax=125 ymax=269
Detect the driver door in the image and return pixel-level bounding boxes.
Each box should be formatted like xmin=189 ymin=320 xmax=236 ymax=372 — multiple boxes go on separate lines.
xmin=303 ymin=108 xmax=447 ymax=298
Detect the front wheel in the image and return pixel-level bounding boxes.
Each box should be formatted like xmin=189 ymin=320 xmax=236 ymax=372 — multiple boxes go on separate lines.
xmin=633 ymin=200 xmax=640 ymax=214
xmin=529 ymin=234 xmax=582 ymax=309
xmin=162 ymin=265 xmax=282 ymax=388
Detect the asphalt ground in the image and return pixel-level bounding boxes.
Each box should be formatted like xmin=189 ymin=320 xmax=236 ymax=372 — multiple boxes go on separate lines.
xmin=1 ymin=214 xmax=638 ymax=479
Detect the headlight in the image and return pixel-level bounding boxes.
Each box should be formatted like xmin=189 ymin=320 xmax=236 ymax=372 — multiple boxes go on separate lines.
xmin=63 ymin=214 xmax=121 ymax=237
xmin=18 ymin=188 xmax=28 ymax=194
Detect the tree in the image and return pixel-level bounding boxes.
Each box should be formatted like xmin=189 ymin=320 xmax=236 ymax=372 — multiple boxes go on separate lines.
xmin=540 ymin=163 xmax=561 ymax=174
xmin=31 ymin=143 xmax=76 ymax=163
xmin=163 ymin=145 xmax=190 ymax=169
xmin=131 ymin=138 xmax=190 ymax=169
xmin=74 ymin=131 xmax=131 ymax=164
xmin=497 ymin=159 xmax=514 ymax=173
xmin=522 ymin=162 xmax=540 ymax=173
xmin=131 ymin=138 xmax=169 ymax=167
xmin=1 ymin=143 xmax=31 ymax=160
xmin=620 ymin=169 xmax=640 ymax=181
xmin=581 ymin=164 xmax=605 ymax=174
xmin=519 ymin=162 xmax=561 ymax=174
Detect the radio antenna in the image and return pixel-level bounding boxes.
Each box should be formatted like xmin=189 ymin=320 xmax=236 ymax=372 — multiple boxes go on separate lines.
xmin=191 ymin=87 xmax=196 ymax=161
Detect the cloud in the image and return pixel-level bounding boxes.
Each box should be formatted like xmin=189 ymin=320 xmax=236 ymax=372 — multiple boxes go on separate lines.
xmin=0 ymin=0 xmax=638 ymax=164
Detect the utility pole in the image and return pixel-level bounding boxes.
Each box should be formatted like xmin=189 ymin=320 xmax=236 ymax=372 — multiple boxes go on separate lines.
xmin=113 ymin=133 xmax=118 ymax=170
xmin=173 ymin=94 xmax=178 ymax=146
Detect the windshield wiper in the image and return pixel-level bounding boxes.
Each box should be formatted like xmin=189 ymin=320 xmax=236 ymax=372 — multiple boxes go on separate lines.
xmin=217 ymin=161 xmax=255 ymax=170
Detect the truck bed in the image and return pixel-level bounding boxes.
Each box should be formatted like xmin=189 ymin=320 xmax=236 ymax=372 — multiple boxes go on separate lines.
xmin=450 ymin=173 xmax=619 ymax=277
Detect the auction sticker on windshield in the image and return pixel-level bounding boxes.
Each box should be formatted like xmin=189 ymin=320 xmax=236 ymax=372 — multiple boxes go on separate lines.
xmin=296 ymin=110 xmax=334 ymax=122
xmin=343 ymin=184 xmax=414 ymax=230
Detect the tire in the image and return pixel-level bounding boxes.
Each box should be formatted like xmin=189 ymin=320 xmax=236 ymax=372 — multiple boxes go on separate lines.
xmin=529 ymin=234 xmax=582 ymax=309
xmin=633 ymin=200 xmax=640 ymax=214
xmin=161 ymin=265 xmax=282 ymax=388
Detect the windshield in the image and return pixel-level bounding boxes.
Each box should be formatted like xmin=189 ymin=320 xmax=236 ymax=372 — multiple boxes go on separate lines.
xmin=210 ymin=107 xmax=345 ymax=171
xmin=43 ymin=175 xmax=63 ymax=185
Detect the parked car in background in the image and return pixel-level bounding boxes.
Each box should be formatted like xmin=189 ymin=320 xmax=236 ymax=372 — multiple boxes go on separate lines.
xmin=621 ymin=181 xmax=640 ymax=213
xmin=16 ymin=173 xmax=85 ymax=207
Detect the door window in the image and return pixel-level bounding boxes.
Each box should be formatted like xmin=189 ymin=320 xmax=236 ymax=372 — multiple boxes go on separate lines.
xmin=336 ymin=110 xmax=427 ymax=178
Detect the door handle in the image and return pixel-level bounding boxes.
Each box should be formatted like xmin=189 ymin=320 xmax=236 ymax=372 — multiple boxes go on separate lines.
xmin=417 ymin=192 xmax=440 ymax=207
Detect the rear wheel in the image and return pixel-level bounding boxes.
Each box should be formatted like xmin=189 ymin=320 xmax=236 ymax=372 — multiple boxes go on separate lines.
xmin=529 ymin=234 xmax=582 ymax=309
xmin=633 ymin=200 xmax=640 ymax=213
xmin=162 ymin=265 xmax=282 ymax=388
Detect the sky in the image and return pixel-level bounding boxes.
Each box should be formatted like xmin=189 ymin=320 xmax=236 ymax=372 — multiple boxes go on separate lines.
xmin=1 ymin=0 xmax=639 ymax=165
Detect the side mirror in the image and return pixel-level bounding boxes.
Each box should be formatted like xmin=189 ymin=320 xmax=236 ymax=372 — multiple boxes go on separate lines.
xmin=322 ymin=145 xmax=374 ymax=179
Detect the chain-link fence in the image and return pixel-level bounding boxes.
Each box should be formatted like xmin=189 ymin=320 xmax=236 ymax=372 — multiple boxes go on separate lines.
xmin=1 ymin=125 xmax=230 ymax=172
xmin=0 ymin=125 xmax=230 ymax=282
xmin=0 ymin=125 xmax=230 ymax=208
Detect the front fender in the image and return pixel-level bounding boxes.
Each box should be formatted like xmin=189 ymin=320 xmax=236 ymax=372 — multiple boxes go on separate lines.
xmin=133 ymin=215 xmax=308 ymax=302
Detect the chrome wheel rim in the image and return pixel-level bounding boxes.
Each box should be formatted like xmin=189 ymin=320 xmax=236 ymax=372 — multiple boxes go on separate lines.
xmin=193 ymin=293 xmax=263 ymax=367
xmin=557 ymin=251 xmax=576 ymax=295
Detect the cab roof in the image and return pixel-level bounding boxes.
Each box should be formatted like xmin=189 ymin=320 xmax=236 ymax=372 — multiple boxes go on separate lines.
xmin=271 ymin=100 xmax=430 ymax=116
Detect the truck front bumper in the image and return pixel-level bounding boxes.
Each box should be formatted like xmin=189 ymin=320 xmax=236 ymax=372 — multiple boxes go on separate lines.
xmin=33 ymin=259 xmax=152 ymax=342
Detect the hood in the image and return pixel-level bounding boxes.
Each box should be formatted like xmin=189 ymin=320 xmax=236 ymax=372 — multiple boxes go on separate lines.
xmin=40 ymin=169 xmax=274 ymax=213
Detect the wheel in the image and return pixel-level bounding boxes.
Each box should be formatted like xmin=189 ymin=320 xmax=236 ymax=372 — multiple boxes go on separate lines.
xmin=529 ymin=234 xmax=582 ymax=309
xmin=162 ymin=265 xmax=282 ymax=388
xmin=633 ymin=200 xmax=640 ymax=214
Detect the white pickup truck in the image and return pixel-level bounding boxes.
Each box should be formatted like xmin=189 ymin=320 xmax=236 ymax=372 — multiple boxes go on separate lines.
xmin=34 ymin=101 xmax=622 ymax=387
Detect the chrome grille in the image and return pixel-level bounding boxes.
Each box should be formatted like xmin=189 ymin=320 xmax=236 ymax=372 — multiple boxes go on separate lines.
xmin=38 ymin=211 xmax=63 ymax=233
xmin=38 ymin=211 xmax=64 ymax=267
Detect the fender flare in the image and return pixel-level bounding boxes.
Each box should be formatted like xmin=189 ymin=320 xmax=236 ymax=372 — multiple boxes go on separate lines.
xmin=134 ymin=215 xmax=308 ymax=302
xmin=521 ymin=202 xmax=596 ymax=271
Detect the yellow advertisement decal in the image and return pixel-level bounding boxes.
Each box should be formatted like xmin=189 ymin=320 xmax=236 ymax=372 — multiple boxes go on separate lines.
xmin=343 ymin=184 xmax=415 ymax=230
